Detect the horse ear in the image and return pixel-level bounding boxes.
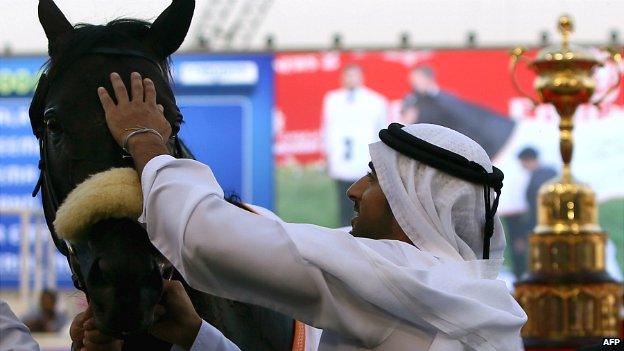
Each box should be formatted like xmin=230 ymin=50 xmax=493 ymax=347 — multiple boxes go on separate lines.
xmin=146 ymin=0 xmax=195 ymax=58
xmin=38 ymin=0 xmax=72 ymax=45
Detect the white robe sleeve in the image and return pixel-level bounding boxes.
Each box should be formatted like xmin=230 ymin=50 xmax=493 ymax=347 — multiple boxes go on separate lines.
xmin=0 ymin=299 xmax=40 ymax=351
xmin=170 ymin=320 xmax=241 ymax=351
xmin=140 ymin=156 xmax=398 ymax=348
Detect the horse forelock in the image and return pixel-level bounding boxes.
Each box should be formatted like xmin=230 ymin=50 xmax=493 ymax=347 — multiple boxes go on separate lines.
xmin=45 ymin=18 xmax=173 ymax=85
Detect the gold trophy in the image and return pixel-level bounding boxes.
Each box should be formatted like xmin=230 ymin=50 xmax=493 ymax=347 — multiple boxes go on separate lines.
xmin=509 ymin=16 xmax=623 ymax=348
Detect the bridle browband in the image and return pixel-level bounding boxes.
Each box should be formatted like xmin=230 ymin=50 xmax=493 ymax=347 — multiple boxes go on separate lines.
xmin=90 ymin=48 xmax=166 ymax=75
xmin=30 ymin=47 xmax=182 ymax=293
xmin=378 ymin=123 xmax=504 ymax=259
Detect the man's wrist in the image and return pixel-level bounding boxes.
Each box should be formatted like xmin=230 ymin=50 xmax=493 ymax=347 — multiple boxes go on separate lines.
xmin=125 ymin=133 xmax=169 ymax=177
xmin=180 ymin=316 xmax=202 ymax=350
xmin=126 ymin=133 xmax=168 ymax=155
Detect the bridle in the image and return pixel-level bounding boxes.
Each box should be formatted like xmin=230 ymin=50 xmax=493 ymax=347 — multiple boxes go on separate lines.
xmin=30 ymin=48 xmax=183 ymax=294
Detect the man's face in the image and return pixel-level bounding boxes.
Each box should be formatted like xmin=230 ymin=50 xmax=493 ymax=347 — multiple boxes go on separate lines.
xmin=409 ymin=70 xmax=432 ymax=93
xmin=520 ymin=158 xmax=538 ymax=172
xmin=342 ymin=68 xmax=363 ymax=89
xmin=346 ymin=163 xmax=395 ymax=240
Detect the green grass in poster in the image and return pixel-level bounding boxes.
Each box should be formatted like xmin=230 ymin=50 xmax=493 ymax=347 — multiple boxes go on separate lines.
xmin=276 ymin=165 xmax=340 ymax=228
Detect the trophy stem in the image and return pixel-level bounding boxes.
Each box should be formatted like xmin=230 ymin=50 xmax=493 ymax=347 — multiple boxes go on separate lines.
xmin=558 ymin=110 xmax=574 ymax=182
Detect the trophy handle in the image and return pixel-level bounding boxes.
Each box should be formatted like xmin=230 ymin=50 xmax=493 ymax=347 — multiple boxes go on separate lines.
xmin=509 ymin=47 xmax=539 ymax=105
xmin=592 ymin=47 xmax=623 ymax=106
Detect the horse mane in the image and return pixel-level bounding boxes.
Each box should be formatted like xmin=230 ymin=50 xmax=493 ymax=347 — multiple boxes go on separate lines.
xmin=44 ymin=18 xmax=172 ymax=83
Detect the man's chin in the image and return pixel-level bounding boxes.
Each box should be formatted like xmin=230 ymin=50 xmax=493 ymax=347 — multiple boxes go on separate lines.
xmin=350 ymin=225 xmax=385 ymax=240
xmin=350 ymin=218 xmax=378 ymax=239
xmin=349 ymin=226 xmax=367 ymax=238
xmin=352 ymin=231 xmax=375 ymax=240
xmin=350 ymin=217 xmax=361 ymax=234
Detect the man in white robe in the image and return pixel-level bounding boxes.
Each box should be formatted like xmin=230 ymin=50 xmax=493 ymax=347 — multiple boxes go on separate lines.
xmin=321 ymin=64 xmax=388 ymax=227
xmin=0 ymin=300 xmax=41 ymax=351
xmin=94 ymin=72 xmax=527 ymax=350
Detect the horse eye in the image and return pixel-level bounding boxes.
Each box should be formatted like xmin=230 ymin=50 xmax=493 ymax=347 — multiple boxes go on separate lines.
xmin=46 ymin=118 xmax=62 ymax=134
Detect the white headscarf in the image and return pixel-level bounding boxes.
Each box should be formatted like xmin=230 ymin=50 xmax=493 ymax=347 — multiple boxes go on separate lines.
xmin=360 ymin=123 xmax=526 ymax=350
xmin=369 ymin=123 xmax=506 ymax=262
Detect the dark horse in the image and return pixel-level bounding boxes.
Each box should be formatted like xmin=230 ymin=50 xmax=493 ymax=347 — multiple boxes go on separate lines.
xmin=30 ymin=0 xmax=294 ymax=349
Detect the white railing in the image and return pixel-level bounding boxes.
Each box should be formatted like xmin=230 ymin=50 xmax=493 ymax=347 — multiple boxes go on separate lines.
xmin=0 ymin=207 xmax=55 ymax=306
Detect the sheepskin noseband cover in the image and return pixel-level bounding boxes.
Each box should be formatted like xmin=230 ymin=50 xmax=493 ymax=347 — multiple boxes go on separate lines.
xmin=53 ymin=168 xmax=143 ymax=241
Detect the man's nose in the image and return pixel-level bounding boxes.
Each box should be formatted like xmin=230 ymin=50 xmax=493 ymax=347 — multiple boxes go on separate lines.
xmin=346 ymin=176 xmax=366 ymax=202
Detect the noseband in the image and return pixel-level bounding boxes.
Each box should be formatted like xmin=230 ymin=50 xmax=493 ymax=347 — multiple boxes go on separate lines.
xmin=30 ymin=48 xmax=183 ymax=294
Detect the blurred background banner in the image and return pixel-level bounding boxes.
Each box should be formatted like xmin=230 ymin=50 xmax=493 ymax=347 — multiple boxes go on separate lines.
xmin=0 ymin=53 xmax=275 ymax=291
xmin=173 ymin=53 xmax=275 ymax=209
xmin=275 ymin=50 xmax=523 ymax=165
xmin=273 ymin=49 xmax=623 ymax=276
xmin=0 ymin=56 xmax=73 ymax=290
xmin=274 ymin=49 xmax=624 ymax=212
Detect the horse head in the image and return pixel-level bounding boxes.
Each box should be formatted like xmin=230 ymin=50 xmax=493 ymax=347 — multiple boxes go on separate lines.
xmin=30 ymin=0 xmax=195 ymax=336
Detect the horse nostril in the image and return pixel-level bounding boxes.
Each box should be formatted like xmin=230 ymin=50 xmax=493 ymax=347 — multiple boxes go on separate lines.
xmin=89 ymin=258 xmax=114 ymax=286
xmin=93 ymin=300 xmax=154 ymax=336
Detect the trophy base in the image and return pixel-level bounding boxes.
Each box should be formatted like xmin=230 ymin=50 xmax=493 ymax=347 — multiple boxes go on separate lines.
xmin=515 ymin=282 xmax=623 ymax=343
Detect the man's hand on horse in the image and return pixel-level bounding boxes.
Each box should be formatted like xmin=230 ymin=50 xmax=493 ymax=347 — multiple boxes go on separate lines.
xmin=69 ymin=306 xmax=123 ymax=351
xmin=98 ymin=72 xmax=172 ymax=173
xmin=149 ymin=280 xmax=203 ymax=350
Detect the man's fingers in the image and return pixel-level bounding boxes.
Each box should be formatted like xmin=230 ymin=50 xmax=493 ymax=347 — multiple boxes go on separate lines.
xmin=163 ymin=279 xmax=184 ymax=289
xmin=162 ymin=279 xmax=175 ymax=289
xmin=73 ymin=311 xmax=87 ymax=325
xmin=163 ymin=279 xmax=186 ymax=297
xmin=110 ymin=72 xmax=129 ymax=104
xmin=82 ymin=339 xmax=120 ymax=351
xmin=157 ymin=104 xmax=164 ymax=113
xmin=154 ymin=304 xmax=166 ymax=317
xmin=83 ymin=318 xmax=96 ymax=331
xmin=84 ymin=306 xmax=93 ymax=319
xmin=84 ymin=329 xmax=115 ymax=344
xmin=130 ymin=72 xmax=144 ymax=102
xmin=70 ymin=311 xmax=87 ymax=348
xmin=144 ymin=78 xmax=157 ymax=106
xmin=97 ymin=87 xmax=115 ymax=112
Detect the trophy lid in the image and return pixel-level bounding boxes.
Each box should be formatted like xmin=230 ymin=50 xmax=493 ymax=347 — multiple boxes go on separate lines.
xmin=533 ymin=44 xmax=599 ymax=65
xmin=531 ymin=16 xmax=601 ymax=70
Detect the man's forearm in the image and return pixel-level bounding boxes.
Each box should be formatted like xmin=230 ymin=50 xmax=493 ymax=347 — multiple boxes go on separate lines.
xmin=127 ymin=134 xmax=169 ymax=176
